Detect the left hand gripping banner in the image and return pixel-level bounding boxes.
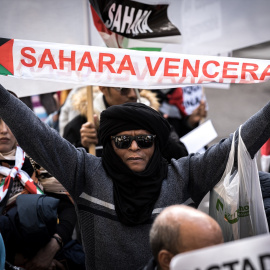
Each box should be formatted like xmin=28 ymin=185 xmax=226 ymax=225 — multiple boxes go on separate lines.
xmin=1 ymin=38 xmax=270 ymax=88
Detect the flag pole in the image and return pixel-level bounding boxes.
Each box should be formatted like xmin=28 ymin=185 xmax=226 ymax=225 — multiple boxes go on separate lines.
xmin=87 ymin=85 xmax=96 ymax=155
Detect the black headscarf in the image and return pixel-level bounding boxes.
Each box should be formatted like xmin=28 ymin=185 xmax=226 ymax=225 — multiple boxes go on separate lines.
xmin=99 ymin=103 xmax=170 ymax=226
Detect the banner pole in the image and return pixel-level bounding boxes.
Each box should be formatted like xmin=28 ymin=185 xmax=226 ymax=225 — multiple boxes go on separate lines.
xmin=87 ymin=85 xmax=96 ymax=155
xmin=200 ymin=86 xmax=206 ymax=124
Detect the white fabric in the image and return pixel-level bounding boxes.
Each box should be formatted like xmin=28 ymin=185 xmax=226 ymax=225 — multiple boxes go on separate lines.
xmin=0 ymin=146 xmax=43 ymax=203
xmin=7 ymin=38 xmax=270 ymax=98
xmin=261 ymin=155 xmax=270 ymax=172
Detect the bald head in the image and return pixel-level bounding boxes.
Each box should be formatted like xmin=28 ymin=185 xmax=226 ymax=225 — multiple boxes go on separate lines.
xmin=150 ymin=205 xmax=223 ymax=270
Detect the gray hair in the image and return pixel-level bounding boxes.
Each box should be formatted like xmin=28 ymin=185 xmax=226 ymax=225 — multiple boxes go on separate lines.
xmin=149 ymin=214 xmax=180 ymax=261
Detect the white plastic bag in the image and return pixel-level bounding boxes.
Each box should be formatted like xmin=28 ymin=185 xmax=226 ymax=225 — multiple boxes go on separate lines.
xmin=209 ymin=126 xmax=269 ymax=242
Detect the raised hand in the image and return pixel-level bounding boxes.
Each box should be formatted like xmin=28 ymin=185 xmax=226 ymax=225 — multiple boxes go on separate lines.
xmin=80 ymin=114 xmax=99 ymax=148
xmin=187 ymin=100 xmax=207 ymax=127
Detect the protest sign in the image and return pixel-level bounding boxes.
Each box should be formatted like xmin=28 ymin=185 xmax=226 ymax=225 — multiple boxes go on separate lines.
xmin=180 ymin=120 xmax=217 ymax=154
xmin=1 ymin=38 xmax=270 ymax=96
xmin=181 ymin=85 xmax=205 ymax=115
xmin=171 ymin=234 xmax=270 ymax=270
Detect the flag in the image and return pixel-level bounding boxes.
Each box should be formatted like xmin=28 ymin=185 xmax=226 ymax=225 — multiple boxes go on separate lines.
xmin=89 ymin=0 xmax=181 ymax=51
xmin=0 ymin=38 xmax=14 ymax=75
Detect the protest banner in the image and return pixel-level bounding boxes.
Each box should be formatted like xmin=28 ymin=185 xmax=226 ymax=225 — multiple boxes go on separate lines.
xmin=170 ymin=234 xmax=270 ymax=270
xmin=1 ymin=38 xmax=270 ymax=97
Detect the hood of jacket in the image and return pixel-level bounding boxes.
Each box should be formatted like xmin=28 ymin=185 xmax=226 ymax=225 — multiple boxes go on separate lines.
xmin=70 ymin=87 xmax=160 ymax=119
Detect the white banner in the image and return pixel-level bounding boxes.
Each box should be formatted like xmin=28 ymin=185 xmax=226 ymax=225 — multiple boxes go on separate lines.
xmin=3 ymin=38 xmax=269 ymax=96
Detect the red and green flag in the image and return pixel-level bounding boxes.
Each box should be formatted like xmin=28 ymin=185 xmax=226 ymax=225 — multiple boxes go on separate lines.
xmin=0 ymin=38 xmax=14 ymax=76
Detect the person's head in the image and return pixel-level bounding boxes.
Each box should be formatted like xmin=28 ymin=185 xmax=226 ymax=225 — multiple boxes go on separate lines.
xmin=99 ymin=102 xmax=171 ymax=172
xmin=0 ymin=90 xmax=18 ymax=154
xmin=150 ymin=205 xmax=224 ymax=270
xmin=0 ymin=118 xmax=17 ymax=154
xmin=111 ymin=129 xmax=155 ymax=172
xmin=99 ymin=86 xmax=138 ymax=106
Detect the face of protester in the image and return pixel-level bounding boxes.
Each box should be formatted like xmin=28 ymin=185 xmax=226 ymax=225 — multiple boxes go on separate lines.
xmin=0 ymin=118 xmax=17 ymax=153
xmin=100 ymin=86 xmax=138 ymax=106
xmin=111 ymin=129 xmax=155 ymax=172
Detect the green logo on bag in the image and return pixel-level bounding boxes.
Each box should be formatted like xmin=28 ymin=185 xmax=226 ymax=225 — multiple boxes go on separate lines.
xmin=216 ymin=199 xmax=223 ymax=211
xmin=224 ymin=212 xmax=239 ymax=224
xmin=216 ymin=199 xmax=250 ymax=224
xmin=237 ymin=205 xmax=250 ymax=217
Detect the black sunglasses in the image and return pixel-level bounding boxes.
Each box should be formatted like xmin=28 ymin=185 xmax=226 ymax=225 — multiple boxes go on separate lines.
xmin=111 ymin=134 xmax=156 ymax=149
xmin=113 ymin=87 xmax=142 ymax=96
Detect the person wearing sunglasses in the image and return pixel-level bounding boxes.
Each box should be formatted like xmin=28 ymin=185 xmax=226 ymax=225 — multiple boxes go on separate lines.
xmin=62 ymin=86 xmax=157 ymax=154
xmin=62 ymin=86 xmax=188 ymax=161
xmin=2 ymin=83 xmax=270 ymax=269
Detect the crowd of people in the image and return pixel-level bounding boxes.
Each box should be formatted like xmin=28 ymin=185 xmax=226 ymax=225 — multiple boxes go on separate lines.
xmin=0 ymin=83 xmax=269 ymax=270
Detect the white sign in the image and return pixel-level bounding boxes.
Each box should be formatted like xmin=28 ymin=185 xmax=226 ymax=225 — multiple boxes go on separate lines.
xmin=182 ymin=85 xmax=205 ymax=115
xmin=180 ymin=120 xmax=217 ymax=154
xmin=171 ymin=234 xmax=270 ymax=270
